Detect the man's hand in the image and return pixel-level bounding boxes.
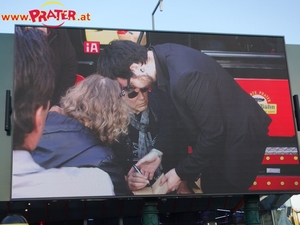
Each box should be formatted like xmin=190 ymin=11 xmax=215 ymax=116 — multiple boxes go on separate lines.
xmin=50 ymin=105 xmax=62 ymax=113
xmin=126 ymin=172 xmax=149 ymax=191
xmin=128 ymin=150 xmax=162 ymax=180
xmin=161 ymin=168 xmax=182 ymax=193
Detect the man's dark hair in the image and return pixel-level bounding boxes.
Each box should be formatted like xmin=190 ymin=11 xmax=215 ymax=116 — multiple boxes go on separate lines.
xmin=13 ymin=27 xmax=55 ymax=149
xmin=97 ymin=40 xmax=148 ymax=80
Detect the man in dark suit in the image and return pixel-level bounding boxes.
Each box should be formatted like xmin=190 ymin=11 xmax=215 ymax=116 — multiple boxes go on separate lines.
xmin=97 ymin=40 xmax=272 ymax=194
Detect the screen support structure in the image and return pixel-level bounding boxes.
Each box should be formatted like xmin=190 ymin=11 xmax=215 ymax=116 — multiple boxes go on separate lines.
xmin=141 ymin=198 xmax=159 ymax=225
xmin=293 ymin=95 xmax=300 ymax=131
xmin=4 ymin=90 xmax=12 ymax=136
xmin=244 ymin=195 xmax=261 ymax=225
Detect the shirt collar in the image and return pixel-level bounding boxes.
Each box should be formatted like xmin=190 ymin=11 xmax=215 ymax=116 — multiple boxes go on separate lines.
xmin=150 ymin=46 xmax=169 ymax=93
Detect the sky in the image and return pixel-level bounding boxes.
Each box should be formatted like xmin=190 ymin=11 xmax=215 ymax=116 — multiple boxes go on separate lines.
xmin=1 ymin=0 xmax=300 ymax=44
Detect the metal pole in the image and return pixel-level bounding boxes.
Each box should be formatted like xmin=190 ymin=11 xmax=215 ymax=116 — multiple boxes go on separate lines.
xmin=141 ymin=199 xmax=159 ymax=225
xmin=244 ymin=195 xmax=261 ymax=225
xmin=152 ymin=0 xmax=163 ymax=30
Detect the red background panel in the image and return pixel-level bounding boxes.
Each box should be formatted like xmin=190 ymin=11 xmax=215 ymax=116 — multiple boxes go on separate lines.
xmin=262 ymin=155 xmax=299 ymax=165
xmin=235 ymin=78 xmax=295 ymax=137
xmin=249 ymin=176 xmax=300 ymax=191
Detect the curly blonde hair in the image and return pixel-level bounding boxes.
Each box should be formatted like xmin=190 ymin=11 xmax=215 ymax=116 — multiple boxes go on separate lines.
xmin=60 ymin=74 xmax=130 ymax=145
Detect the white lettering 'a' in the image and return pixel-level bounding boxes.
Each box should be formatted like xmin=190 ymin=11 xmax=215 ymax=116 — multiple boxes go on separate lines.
xmin=89 ymin=43 xmax=98 ymax=53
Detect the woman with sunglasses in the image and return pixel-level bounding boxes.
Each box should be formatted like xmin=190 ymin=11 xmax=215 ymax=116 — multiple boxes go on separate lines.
xmin=112 ymin=85 xmax=189 ymax=193
xmin=32 ymin=74 xmax=132 ymax=196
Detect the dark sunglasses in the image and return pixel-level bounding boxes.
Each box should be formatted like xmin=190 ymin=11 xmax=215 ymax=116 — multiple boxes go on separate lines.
xmin=124 ymin=77 xmax=148 ymax=99
xmin=127 ymin=87 xmax=149 ymax=99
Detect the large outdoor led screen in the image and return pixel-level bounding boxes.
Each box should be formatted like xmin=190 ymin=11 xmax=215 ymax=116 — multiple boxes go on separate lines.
xmin=11 ymin=26 xmax=300 ymax=200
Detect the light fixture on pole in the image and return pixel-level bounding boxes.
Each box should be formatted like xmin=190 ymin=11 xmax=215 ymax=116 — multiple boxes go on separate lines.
xmin=152 ymin=0 xmax=163 ymax=30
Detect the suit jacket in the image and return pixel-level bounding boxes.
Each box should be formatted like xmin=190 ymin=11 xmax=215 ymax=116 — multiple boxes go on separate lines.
xmin=150 ymin=43 xmax=272 ymax=193
xmin=32 ymin=111 xmax=131 ymax=196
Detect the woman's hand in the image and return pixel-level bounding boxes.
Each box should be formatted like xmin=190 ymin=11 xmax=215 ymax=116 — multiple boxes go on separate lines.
xmin=50 ymin=105 xmax=63 ymax=113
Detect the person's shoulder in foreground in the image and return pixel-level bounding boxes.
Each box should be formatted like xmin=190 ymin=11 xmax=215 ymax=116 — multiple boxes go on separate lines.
xmin=12 ymin=150 xmax=114 ymax=198
xmin=12 ymin=27 xmax=114 ymax=199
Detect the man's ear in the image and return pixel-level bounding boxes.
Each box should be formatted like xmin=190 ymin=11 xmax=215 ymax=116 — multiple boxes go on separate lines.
xmin=130 ymin=63 xmax=141 ymax=72
xmin=22 ymin=102 xmax=49 ymax=151
xmin=34 ymin=106 xmax=45 ymax=133
xmin=34 ymin=101 xmax=49 ymax=133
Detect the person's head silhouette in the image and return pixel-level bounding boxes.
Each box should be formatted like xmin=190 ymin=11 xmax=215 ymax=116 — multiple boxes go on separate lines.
xmin=1 ymin=214 xmax=28 ymax=224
